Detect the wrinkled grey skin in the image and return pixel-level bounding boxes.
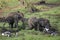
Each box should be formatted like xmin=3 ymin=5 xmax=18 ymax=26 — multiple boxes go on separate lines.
xmin=3 ymin=11 xmax=24 ymax=28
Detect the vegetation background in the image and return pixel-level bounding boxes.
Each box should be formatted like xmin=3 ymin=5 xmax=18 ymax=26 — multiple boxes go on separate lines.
xmin=0 ymin=0 xmax=60 ymax=40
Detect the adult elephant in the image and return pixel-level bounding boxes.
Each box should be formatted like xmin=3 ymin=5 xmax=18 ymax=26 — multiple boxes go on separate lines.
xmin=3 ymin=11 xmax=25 ymax=28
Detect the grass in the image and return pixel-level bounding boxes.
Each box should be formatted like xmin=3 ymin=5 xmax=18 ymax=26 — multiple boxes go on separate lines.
xmin=0 ymin=30 xmax=60 ymax=40
xmin=0 ymin=0 xmax=60 ymax=40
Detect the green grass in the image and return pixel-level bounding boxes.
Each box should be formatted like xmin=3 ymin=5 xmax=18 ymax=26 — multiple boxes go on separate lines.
xmin=0 ymin=0 xmax=19 ymax=7
xmin=0 ymin=0 xmax=60 ymax=40
xmin=25 ymin=0 xmax=60 ymax=3
xmin=0 ymin=30 xmax=60 ymax=40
